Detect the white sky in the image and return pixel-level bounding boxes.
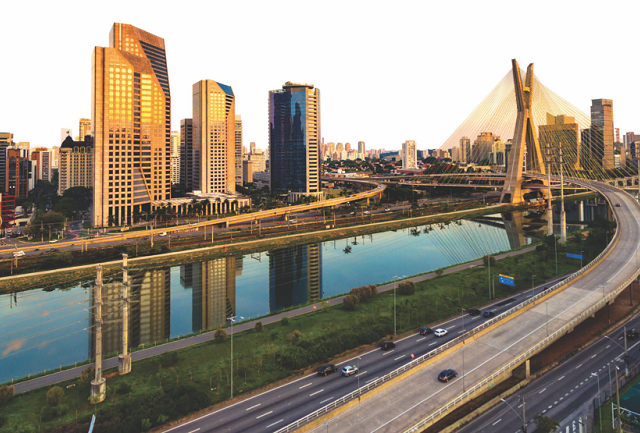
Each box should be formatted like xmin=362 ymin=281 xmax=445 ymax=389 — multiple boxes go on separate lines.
xmin=1 ymin=0 xmax=638 ymax=151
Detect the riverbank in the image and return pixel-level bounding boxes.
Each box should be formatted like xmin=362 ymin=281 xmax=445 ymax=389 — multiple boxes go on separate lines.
xmin=0 ymin=230 xmax=604 ymax=433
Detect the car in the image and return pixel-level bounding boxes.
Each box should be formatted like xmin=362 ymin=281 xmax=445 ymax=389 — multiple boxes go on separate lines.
xmin=381 ymin=341 xmax=396 ymax=350
xmin=289 ymin=220 xmax=298 ymax=224
xmin=341 ymin=366 xmax=359 ymax=376
xmin=434 ymin=328 xmax=448 ymax=337
xmin=615 ymin=203 xmax=621 ymax=207
xmin=49 ymin=239 xmax=58 ymax=243
xmin=363 ymin=211 xmax=370 ymax=215
xmin=45 ymin=248 xmax=59 ymax=253
xmin=317 ymin=364 xmax=337 ymax=376
xmin=626 ymin=330 xmax=639 ymax=340
xmin=12 ymin=250 xmax=25 ymax=257
xmin=158 ymin=232 xmax=167 ymax=237
xmin=483 ymin=311 xmax=495 ymax=318
xmin=349 ymin=212 xmax=355 ymax=215
xmin=278 ymin=221 xmax=284 ymax=224
xmin=437 ymin=369 xmax=458 ymax=382
xmin=384 ymin=208 xmax=390 ymax=212
xmin=189 ymin=223 xmax=197 ymax=226
xmin=468 ymin=308 xmax=481 ymax=316
xmin=420 ymin=327 xmax=433 ymax=336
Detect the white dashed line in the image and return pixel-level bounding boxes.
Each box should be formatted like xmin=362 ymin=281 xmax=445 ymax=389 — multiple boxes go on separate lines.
xmin=395 ymin=355 xmax=406 ymax=361
xmin=492 ymin=419 xmax=502 ymax=426
xmin=383 ymin=350 xmax=395 ymax=355
xmin=319 ymin=397 xmax=333 ymax=404
xmin=246 ymin=404 xmax=261 ymax=411
xmin=309 ymin=389 xmax=324 ymax=397
xmin=256 ymin=411 xmax=272 ymax=419
xmin=539 ymin=388 xmax=547 ymax=394
xmin=299 ymin=383 xmax=312 ymax=389
xmin=265 ymin=419 xmax=283 ymax=428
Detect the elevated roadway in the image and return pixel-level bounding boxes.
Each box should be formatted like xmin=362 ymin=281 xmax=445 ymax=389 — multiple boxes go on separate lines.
xmin=291 ymin=181 xmax=640 ymax=432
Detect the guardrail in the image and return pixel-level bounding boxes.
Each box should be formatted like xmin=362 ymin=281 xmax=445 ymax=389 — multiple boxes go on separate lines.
xmin=275 ymin=178 xmax=622 ymax=433
xmin=403 ymin=179 xmax=632 ymax=432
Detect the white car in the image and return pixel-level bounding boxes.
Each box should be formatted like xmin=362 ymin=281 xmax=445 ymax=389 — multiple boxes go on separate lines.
xmin=189 ymin=223 xmax=197 ymax=226
xmin=363 ymin=211 xmax=370 ymax=215
xmin=341 ymin=366 xmax=359 ymax=376
xmin=12 ymin=250 xmax=25 ymax=257
xmin=434 ymin=328 xmax=448 ymax=337
xmin=158 ymin=232 xmax=167 ymax=237
xmin=49 ymin=239 xmax=58 ymax=243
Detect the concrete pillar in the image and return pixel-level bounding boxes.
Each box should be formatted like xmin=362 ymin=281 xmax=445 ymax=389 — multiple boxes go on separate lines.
xmin=118 ymin=254 xmax=131 ymax=375
xmin=91 ymin=265 xmax=106 ymax=403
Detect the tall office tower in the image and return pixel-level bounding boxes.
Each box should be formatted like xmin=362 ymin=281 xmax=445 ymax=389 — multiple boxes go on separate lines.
xmin=234 ymin=115 xmax=243 ymax=186
xmin=92 ymin=23 xmax=172 ymax=227
xmin=180 ymin=119 xmax=194 ymax=191
xmin=249 ymin=141 xmax=257 ymax=155
xmin=193 ymin=80 xmax=236 ymax=194
xmin=345 ymin=142 xmax=351 ymax=151
xmin=269 ymin=82 xmax=322 ymax=201
xmin=170 ymin=130 xmax=180 ymax=155
xmin=170 ymin=154 xmax=180 ymax=185
xmin=58 ymin=136 xmax=93 ymax=195
xmin=79 ymin=118 xmax=92 ymax=141
xmin=539 ymin=114 xmax=580 ymax=171
xmin=243 ymin=160 xmax=253 ymax=184
xmin=402 ymin=140 xmax=417 ymax=169
xmin=6 ymin=147 xmax=30 ymax=197
xmin=30 ymin=147 xmax=52 ymax=182
xmin=358 ymin=141 xmax=365 ymax=157
xmin=615 ymin=128 xmax=621 ymax=144
xmin=248 ymin=150 xmax=266 ymax=172
xmin=269 ymin=244 xmax=322 ymax=312
xmin=51 ymin=146 xmax=60 ymax=168
xmin=0 ymin=133 xmax=13 ymax=192
xmin=459 ymin=137 xmax=470 ymax=163
xmin=336 ymin=142 xmax=344 ymax=153
xmin=590 ymin=99 xmax=614 ymax=170
xmin=624 ymin=132 xmax=640 ymax=149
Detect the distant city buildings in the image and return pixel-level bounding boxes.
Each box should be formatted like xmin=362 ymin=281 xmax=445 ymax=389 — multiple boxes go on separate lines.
xmin=30 ymin=147 xmax=52 ymax=182
xmin=79 ymin=118 xmax=91 ymax=141
xmin=6 ymin=146 xmax=30 ymax=198
xmin=539 ymin=114 xmax=580 ymax=170
xmin=58 ymin=136 xmax=93 ymax=196
xmin=459 ymin=137 xmax=470 ymax=163
xmin=235 ymin=115 xmax=243 ymax=186
xmin=180 ymin=119 xmax=194 ymax=191
xmin=401 ymin=140 xmax=417 ymax=169
xmin=170 ymin=130 xmax=180 ymax=185
xmin=269 ymin=82 xmax=322 ymax=201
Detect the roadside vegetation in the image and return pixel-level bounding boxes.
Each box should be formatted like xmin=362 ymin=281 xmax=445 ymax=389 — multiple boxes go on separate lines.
xmin=0 ymin=218 xmax=610 ymax=433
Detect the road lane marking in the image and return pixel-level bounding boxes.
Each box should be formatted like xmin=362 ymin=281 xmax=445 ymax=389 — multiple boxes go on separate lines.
xmin=265 ymin=419 xmax=283 ymax=428
xmin=256 ymin=411 xmax=272 ymax=419
xmin=416 ymin=337 xmax=426 ymax=342
xmin=492 ymin=419 xmax=502 ymax=426
xmin=558 ymin=375 xmax=565 ymax=380
xmin=383 ymin=350 xmax=395 ymax=355
xmin=539 ymin=388 xmax=546 ymax=394
xmin=429 ymin=342 xmax=438 ymax=346
xmin=366 ymin=377 xmax=379 ymax=383
xmin=576 ymin=364 xmax=583 ymax=369
xmin=355 ymin=371 xmax=367 ymax=377
xmin=395 ymin=355 xmax=406 ymax=361
xmin=446 ymin=325 xmax=456 ymax=330
xmin=309 ymin=389 xmax=324 ymax=397
xmin=319 ymin=397 xmax=333 ymax=404
xmin=299 ymin=383 xmax=312 ymax=389
xmin=246 ymin=404 xmax=261 ymax=411
xmin=187 ymin=430 xmax=200 ymax=433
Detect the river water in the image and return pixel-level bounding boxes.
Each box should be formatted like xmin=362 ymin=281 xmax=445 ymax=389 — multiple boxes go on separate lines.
xmin=0 ymin=198 xmax=607 ymax=383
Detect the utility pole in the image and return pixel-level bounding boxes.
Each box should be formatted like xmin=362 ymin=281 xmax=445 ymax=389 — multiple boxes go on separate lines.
xmin=90 ymin=265 xmax=106 ymax=403
xmin=615 ymin=366 xmax=622 ymax=433
xmin=624 ymin=326 xmax=629 ymax=376
xmin=521 ymin=395 xmax=527 ymax=433
xmin=546 ymin=145 xmax=553 ymax=236
xmin=118 ymin=254 xmax=131 ymax=374
xmin=150 ymin=218 xmax=154 ymax=248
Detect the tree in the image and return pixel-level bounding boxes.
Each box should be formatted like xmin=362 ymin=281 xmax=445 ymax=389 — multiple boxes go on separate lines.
xmin=482 ymin=255 xmax=496 ymax=267
xmin=45 ymin=386 xmax=65 ymax=406
xmin=254 ymin=322 xmax=263 ymax=332
xmin=213 ymin=329 xmax=228 ymax=344
xmin=397 ymin=281 xmax=416 ymax=295
xmin=0 ymin=385 xmax=14 ymax=405
xmin=533 ymin=414 xmax=559 ymax=433
xmin=435 ymin=269 xmax=444 ymax=277
xmin=343 ymin=294 xmax=360 ymax=311
xmin=286 ymin=330 xmax=302 ymax=345
xmin=281 ymin=316 xmax=289 ymax=326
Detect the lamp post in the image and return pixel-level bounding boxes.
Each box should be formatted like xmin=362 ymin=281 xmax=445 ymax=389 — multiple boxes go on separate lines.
xmin=357 ymin=356 xmax=361 ymax=401
xmin=393 ymin=275 xmax=398 ymax=336
xmin=581 ymin=250 xmax=584 ymax=269
xmin=462 ymin=309 xmax=466 ymax=333
xmin=615 ymin=365 xmax=622 ymax=433
xmin=226 ymin=315 xmax=244 ymax=399
xmin=500 ymin=397 xmax=526 ymax=433
xmin=592 ymin=372 xmax=602 ymax=433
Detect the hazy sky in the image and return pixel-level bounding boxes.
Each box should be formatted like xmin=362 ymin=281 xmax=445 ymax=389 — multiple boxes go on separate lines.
xmin=2 ymin=0 xmax=638 ymax=151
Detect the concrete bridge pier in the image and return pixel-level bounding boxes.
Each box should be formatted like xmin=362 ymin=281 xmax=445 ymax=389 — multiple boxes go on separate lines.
xmin=512 ymin=359 xmax=531 ymax=380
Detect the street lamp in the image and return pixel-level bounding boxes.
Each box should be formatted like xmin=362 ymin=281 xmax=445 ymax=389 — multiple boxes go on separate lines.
xmin=591 ymin=372 xmax=602 ymax=433
xmin=226 ymin=315 xmax=244 ymax=399
xmin=500 ymin=397 xmax=526 ymax=433
xmin=462 ymin=309 xmax=466 ymax=333
xmin=357 ymin=356 xmax=361 ymax=401
xmin=581 ymin=250 xmax=584 ymax=268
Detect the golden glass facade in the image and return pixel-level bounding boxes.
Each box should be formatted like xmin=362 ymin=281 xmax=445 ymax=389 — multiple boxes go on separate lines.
xmin=92 ymin=23 xmax=171 ymax=227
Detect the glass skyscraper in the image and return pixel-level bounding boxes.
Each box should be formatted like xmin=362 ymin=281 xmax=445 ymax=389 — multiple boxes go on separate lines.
xmin=269 ymin=82 xmax=322 ymax=201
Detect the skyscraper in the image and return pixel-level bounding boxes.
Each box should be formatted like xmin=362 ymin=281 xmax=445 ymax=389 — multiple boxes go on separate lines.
xmin=193 ymin=80 xmax=236 ymax=194
xmin=539 ymin=114 xmax=580 ymax=171
xmin=58 ymin=136 xmax=93 ymax=195
xmin=269 ymin=82 xmax=322 ymax=201
xmin=235 ymin=115 xmax=243 ymax=186
xmin=170 ymin=130 xmax=180 ymax=185
xmin=459 ymin=137 xmax=470 ymax=163
xmin=180 ymin=119 xmax=194 ymax=191
xmin=79 ymin=118 xmax=92 ymax=141
xmin=358 ymin=141 xmax=365 ymax=159
xmin=591 ymin=99 xmax=614 ymax=170
xmin=170 ymin=131 xmax=180 ymax=155
xmin=402 ymin=140 xmax=417 ymax=169
xmin=92 ymin=23 xmax=171 ymax=227
xmin=0 ymin=133 xmax=13 ymax=192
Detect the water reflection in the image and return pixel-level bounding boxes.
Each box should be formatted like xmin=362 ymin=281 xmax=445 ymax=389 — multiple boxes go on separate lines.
xmin=269 ymin=245 xmax=322 ymax=311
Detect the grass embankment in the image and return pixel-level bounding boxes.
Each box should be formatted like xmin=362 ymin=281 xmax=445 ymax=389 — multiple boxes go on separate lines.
xmin=0 ymin=199 xmax=540 ymax=294
xmin=0 ymin=229 xmax=607 ymax=433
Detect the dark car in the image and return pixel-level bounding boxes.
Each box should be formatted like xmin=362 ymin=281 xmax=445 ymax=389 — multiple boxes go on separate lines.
xmin=626 ymin=330 xmax=639 ymax=340
xmin=615 ymin=203 xmax=621 ymax=207
xmin=420 ymin=327 xmax=433 ymax=336
xmin=469 ymin=308 xmax=481 ymax=316
xmin=437 ymin=369 xmax=458 ymax=382
xmin=483 ymin=311 xmax=495 ymax=318
xmin=381 ymin=341 xmax=396 ymax=351
xmin=317 ymin=364 xmax=338 ymax=376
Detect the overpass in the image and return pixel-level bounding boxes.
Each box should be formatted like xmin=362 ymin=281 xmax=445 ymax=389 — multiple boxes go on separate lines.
xmin=275 ymin=180 xmax=640 ymax=432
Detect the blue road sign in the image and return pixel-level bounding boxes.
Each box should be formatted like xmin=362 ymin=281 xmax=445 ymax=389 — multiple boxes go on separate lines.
xmin=566 ymin=253 xmax=583 ymax=260
xmin=89 ymin=415 xmax=96 ymax=433
xmin=499 ymin=274 xmax=514 ymax=286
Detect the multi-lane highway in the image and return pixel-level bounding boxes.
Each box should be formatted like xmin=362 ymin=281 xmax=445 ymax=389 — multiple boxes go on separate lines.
xmin=164 ymin=276 xmax=571 ymax=433
xmin=459 ymin=312 xmax=640 ymax=433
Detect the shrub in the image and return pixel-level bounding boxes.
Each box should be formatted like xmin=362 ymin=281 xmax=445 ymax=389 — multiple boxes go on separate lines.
xmin=321 ymin=300 xmax=331 ymax=312
xmin=435 ymin=269 xmax=444 ymax=277
xmin=0 ymin=415 xmax=6 ymax=427
xmin=213 ymin=329 xmax=228 ymax=344
xmin=254 ymin=322 xmax=263 ymax=332
xmin=77 ymin=367 xmax=94 ymax=385
xmin=46 ymin=386 xmax=65 ymax=406
xmin=281 ymin=316 xmax=289 ymax=326
xmin=41 ymin=405 xmax=57 ymax=422
xmin=482 ymin=255 xmax=496 ymax=267
xmin=368 ymin=284 xmax=378 ymax=298
xmin=0 ymin=385 xmax=14 ymax=405
xmin=343 ymin=294 xmax=359 ymax=311
xmin=286 ymin=330 xmax=302 ymax=346
xmin=397 ymin=281 xmax=415 ymax=295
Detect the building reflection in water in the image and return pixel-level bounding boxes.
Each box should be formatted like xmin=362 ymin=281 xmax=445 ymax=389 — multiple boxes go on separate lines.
xmin=269 ymin=244 xmax=322 ymax=312
xmin=181 ymin=257 xmax=237 ymax=333
xmin=90 ymin=268 xmax=171 ymax=357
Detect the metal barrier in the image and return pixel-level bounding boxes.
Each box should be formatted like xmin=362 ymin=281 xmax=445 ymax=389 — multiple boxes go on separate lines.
xmin=275 ymin=179 xmax=626 ymax=433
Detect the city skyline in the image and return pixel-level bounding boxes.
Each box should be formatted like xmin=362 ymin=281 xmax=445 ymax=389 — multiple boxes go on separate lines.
xmin=2 ymin=1 xmax=638 ymax=153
